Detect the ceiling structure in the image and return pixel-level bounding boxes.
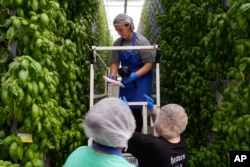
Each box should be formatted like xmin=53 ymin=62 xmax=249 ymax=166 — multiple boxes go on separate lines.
xmin=104 ymin=0 xmax=145 ymax=41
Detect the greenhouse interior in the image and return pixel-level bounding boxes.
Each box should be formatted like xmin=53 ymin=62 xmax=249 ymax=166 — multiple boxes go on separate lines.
xmin=0 ymin=0 xmax=250 ymax=166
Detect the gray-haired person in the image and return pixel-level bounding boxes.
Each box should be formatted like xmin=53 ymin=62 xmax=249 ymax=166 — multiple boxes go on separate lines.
xmin=64 ymin=97 xmax=136 ymax=167
xmin=108 ymin=13 xmax=155 ymax=133
xmin=126 ymin=95 xmax=188 ymax=167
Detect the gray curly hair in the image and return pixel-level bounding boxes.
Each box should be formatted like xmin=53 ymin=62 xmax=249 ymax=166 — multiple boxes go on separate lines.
xmin=154 ymin=104 xmax=188 ymax=140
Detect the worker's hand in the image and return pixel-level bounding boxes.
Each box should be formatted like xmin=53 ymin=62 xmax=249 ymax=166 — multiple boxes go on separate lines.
xmin=120 ymin=96 xmax=128 ymax=105
xmin=122 ymin=72 xmax=137 ymax=84
xmin=144 ymin=94 xmax=154 ymax=112
xmin=108 ymin=74 xmax=115 ymax=80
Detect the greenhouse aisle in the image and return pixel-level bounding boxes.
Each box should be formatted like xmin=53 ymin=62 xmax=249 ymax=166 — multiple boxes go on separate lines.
xmin=104 ymin=0 xmax=144 ymax=41
xmin=1 ymin=0 xmax=250 ymax=167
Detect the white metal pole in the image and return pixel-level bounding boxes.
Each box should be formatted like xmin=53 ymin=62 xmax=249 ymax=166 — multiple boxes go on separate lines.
xmin=89 ymin=49 xmax=96 ymax=108
xmin=156 ymin=63 xmax=160 ymax=113
xmin=91 ymin=45 xmax=159 ymax=51
xmin=90 ymin=64 xmax=94 ymax=108
xmin=155 ymin=47 xmax=161 ymax=113
xmin=142 ymin=104 xmax=148 ymax=134
xmin=154 ymin=48 xmax=161 ymax=136
xmin=128 ymin=102 xmax=148 ymax=134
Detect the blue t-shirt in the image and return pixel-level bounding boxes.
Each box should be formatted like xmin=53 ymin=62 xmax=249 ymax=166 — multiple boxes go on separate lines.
xmin=64 ymin=146 xmax=136 ymax=167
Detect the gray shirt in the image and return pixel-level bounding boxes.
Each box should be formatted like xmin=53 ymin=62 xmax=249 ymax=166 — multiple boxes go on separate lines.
xmin=111 ymin=33 xmax=155 ymax=64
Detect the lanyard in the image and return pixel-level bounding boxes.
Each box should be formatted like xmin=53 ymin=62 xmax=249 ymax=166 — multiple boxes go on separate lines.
xmin=92 ymin=142 xmax=123 ymax=157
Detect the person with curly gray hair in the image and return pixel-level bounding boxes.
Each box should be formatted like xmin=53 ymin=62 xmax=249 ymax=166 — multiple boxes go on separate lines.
xmin=64 ymin=97 xmax=136 ymax=167
xmin=126 ymin=95 xmax=188 ymax=167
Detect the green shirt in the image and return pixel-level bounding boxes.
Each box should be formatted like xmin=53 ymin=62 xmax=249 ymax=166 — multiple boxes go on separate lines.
xmin=64 ymin=146 xmax=135 ymax=167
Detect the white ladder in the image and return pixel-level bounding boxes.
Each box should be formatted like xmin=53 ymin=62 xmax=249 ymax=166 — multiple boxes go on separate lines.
xmin=88 ymin=45 xmax=161 ymax=166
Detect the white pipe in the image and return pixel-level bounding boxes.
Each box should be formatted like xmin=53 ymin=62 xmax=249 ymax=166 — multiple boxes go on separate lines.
xmin=127 ymin=102 xmax=148 ymax=106
xmin=89 ymin=64 xmax=94 ymax=108
xmin=91 ymin=45 xmax=159 ymax=51
xmin=156 ymin=63 xmax=160 ymax=113
xmin=96 ymin=52 xmax=108 ymax=69
xmin=142 ymin=104 xmax=147 ymax=134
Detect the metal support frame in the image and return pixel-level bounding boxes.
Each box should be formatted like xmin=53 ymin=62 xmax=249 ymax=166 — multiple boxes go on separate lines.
xmin=155 ymin=46 xmax=161 ymax=114
xmin=91 ymin=45 xmax=159 ymax=51
xmin=89 ymin=48 xmax=110 ymax=108
xmin=88 ymin=45 xmax=161 ymax=166
xmin=89 ymin=45 xmax=161 ymax=132
xmin=89 ymin=49 xmax=96 ymax=109
xmin=124 ymin=0 xmax=128 ymax=13
xmin=128 ymin=102 xmax=148 ymax=134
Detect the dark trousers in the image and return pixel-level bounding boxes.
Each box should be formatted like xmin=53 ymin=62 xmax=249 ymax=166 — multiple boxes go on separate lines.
xmin=132 ymin=109 xmax=143 ymax=132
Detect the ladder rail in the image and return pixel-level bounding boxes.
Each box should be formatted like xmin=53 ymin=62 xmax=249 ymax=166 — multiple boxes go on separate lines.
xmin=89 ymin=48 xmax=110 ymax=108
xmin=89 ymin=45 xmax=161 ymax=134
xmin=91 ymin=45 xmax=159 ymax=51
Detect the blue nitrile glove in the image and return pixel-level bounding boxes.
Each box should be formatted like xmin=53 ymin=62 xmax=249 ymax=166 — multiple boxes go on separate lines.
xmin=144 ymin=94 xmax=154 ymax=112
xmin=122 ymin=72 xmax=138 ymax=84
xmin=108 ymin=74 xmax=115 ymax=80
xmin=120 ymin=96 xmax=128 ymax=105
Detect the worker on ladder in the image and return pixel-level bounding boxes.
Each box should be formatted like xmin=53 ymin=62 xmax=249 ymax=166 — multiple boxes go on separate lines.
xmin=108 ymin=13 xmax=155 ymax=132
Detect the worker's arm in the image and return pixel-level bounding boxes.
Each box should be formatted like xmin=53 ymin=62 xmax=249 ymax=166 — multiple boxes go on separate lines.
xmin=135 ymin=63 xmax=153 ymax=77
xmin=144 ymin=94 xmax=157 ymax=122
xmin=122 ymin=62 xmax=153 ymax=84
xmin=120 ymin=95 xmax=157 ymax=122
xmin=149 ymin=110 xmax=157 ymax=123
xmin=109 ymin=63 xmax=119 ymax=79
